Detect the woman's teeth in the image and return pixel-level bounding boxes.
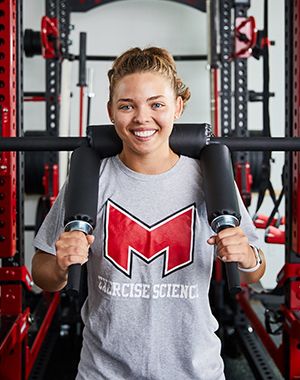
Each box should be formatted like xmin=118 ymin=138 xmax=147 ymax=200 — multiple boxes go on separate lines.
xmin=133 ymin=130 xmax=156 ymax=137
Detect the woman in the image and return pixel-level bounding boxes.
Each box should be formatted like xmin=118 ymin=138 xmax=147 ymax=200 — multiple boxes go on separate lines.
xmin=32 ymin=47 xmax=265 ymax=380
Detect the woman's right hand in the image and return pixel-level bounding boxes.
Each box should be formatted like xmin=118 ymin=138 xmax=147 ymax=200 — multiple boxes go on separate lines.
xmin=55 ymin=231 xmax=95 ymax=274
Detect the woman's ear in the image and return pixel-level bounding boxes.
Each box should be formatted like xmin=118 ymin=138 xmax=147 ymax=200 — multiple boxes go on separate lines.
xmin=107 ymin=102 xmax=114 ymax=124
xmin=175 ymin=96 xmax=184 ymax=119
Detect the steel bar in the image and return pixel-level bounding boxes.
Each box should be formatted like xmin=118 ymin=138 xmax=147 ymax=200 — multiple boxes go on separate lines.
xmin=72 ymin=54 xmax=208 ymax=62
xmin=0 ymin=136 xmax=299 ymax=152
xmin=210 ymin=137 xmax=300 ymax=151
xmin=69 ymin=0 xmax=206 ymax=12
xmin=0 ymin=137 xmax=86 ymax=151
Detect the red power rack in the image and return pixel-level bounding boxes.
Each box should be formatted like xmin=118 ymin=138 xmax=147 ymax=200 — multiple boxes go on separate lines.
xmin=0 ymin=1 xmax=60 ymax=379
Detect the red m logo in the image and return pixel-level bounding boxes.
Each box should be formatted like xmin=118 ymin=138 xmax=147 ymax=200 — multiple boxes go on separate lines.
xmin=104 ymin=200 xmax=195 ymax=278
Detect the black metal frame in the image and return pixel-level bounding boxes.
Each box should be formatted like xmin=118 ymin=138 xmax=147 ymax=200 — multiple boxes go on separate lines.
xmin=69 ymin=0 xmax=206 ymax=12
xmin=219 ymin=0 xmax=233 ymax=137
xmin=218 ymin=1 xmax=300 ymax=379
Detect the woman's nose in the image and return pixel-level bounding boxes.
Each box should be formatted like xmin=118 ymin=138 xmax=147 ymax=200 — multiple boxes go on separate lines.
xmin=133 ymin=106 xmax=150 ymax=124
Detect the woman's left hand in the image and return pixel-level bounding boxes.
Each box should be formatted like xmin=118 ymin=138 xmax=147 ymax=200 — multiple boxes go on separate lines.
xmin=207 ymin=226 xmax=256 ymax=269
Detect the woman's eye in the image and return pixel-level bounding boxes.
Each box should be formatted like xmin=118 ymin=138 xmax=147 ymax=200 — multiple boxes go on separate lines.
xmin=119 ymin=105 xmax=132 ymax=111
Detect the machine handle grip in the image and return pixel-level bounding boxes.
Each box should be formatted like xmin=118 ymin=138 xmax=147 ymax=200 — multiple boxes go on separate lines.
xmin=67 ymin=263 xmax=82 ymax=295
xmin=64 ymin=220 xmax=93 ymax=295
xmin=200 ymin=144 xmax=242 ymax=297
xmin=217 ymin=223 xmax=242 ymax=296
xmin=225 ymin=262 xmax=241 ymax=296
xmin=64 ymin=145 xmax=100 ymax=295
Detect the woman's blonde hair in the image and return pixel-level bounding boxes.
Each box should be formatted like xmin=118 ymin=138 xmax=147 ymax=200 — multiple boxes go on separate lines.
xmin=108 ymin=47 xmax=191 ymax=109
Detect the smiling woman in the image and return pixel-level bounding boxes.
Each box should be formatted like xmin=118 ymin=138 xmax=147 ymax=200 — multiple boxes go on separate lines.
xmin=31 ymin=46 xmax=265 ymax=380
xmin=108 ymin=72 xmax=183 ymax=173
xmin=107 ymin=47 xmax=190 ymax=173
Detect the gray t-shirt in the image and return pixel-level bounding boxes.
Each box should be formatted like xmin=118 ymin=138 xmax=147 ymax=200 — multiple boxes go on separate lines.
xmin=33 ymin=155 xmax=260 ymax=380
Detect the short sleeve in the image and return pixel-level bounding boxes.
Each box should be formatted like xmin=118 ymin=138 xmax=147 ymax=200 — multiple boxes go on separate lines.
xmin=32 ymin=183 xmax=67 ymax=255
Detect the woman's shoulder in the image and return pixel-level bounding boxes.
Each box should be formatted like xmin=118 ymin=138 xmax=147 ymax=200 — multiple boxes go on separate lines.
xmin=180 ymin=155 xmax=201 ymax=168
xmin=99 ymin=155 xmax=127 ymax=178
xmin=99 ymin=155 xmax=118 ymax=170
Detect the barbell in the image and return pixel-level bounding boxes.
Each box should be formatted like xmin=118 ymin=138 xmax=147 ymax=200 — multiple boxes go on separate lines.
xmin=0 ymin=124 xmax=299 ymax=153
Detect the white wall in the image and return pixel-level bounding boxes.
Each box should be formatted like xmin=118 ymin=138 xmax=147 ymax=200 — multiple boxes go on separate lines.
xmin=23 ymin=0 xmax=285 ymax=289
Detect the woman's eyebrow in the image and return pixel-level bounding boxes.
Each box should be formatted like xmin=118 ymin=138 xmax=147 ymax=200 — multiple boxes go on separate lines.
xmin=117 ymin=98 xmax=133 ymax=103
xmin=147 ymin=95 xmax=165 ymax=101
xmin=117 ymin=95 xmax=165 ymax=103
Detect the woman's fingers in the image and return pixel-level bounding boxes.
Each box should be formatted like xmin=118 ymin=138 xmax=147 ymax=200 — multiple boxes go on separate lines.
xmin=55 ymin=231 xmax=94 ymax=270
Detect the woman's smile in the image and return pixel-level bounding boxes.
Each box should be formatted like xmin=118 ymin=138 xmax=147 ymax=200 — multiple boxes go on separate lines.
xmin=131 ymin=128 xmax=158 ymax=139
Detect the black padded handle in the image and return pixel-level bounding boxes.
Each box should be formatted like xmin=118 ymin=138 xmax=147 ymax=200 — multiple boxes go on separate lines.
xmin=218 ymin=226 xmax=241 ymax=296
xmin=67 ymin=264 xmax=82 ymax=296
xmin=64 ymin=145 xmax=101 ymax=294
xmin=87 ymin=123 xmax=212 ymax=158
xmin=200 ymin=144 xmax=242 ymax=296
xmin=225 ymin=262 xmax=240 ymax=296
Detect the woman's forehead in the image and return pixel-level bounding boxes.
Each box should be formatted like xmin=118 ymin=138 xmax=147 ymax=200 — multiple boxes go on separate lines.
xmin=113 ymin=72 xmax=175 ymax=99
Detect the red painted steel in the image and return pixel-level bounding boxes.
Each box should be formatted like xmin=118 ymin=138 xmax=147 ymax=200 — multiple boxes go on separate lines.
xmin=0 ymin=309 xmax=30 ymax=380
xmin=0 ymin=1 xmax=23 ymax=377
xmin=234 ymin=162 xmax=253 ymax=207
xmin=234 ymin=16 xmax=258 ymax=59
xmin=52 ymin=163 xmax=59 ymax=198
xmin=79 ymin=86 xmax=84 ymax=137
xmin=0 ymin=266 xmax=33 ymax=291
xmin=287 ymin=1 xmax=300 ymax=378
xmin=43 ymin=163 xmax=59 ymax=203
xmin=277 ymin=263 xmax=300 ymax=288
xmin=293 ymin=0 xmax=300 ymax=255
xmin=41 ymin=16 xmax=61 ymax=59
xmin=23 ymin=96 xmax=46 ymax=102
xmin=0 ymin=3 xmax=60 ymax=380
xmin=0 ymin=0 xmax=17 ymax=258
xmin=254 ymin=213 xmax=285 ymax=229
xmin=265 ymin=225 xmax=285 ymax=244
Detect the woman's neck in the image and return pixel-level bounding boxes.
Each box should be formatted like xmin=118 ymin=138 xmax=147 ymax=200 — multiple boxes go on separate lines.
xmin=119 ymin=149 xmax=179 ymax=174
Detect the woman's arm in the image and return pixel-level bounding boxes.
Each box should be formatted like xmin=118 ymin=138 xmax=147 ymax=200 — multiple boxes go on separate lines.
xmin=238 ymin=247 xmax=266 ymax=284
xmin=32 ymin=231 xmax=94 ymax=292
xmin=207 ymin=226 xmax=266 ymax=284
xmin=32 ymin=250 xmax=68 ymax=292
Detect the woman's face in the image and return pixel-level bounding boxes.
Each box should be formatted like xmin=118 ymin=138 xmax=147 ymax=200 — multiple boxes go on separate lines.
xmin=108 ymin=72 xmax=183 ymax=159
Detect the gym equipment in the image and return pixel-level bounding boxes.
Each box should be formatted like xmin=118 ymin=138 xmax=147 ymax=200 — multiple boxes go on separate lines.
xmin=62 ymin=128 xmax=242 ymax=296
xmin=86 ymin=68 xmax=95 ymax=127
xmin=70 ymin=0 xmax=206 ymax=13
xmin=24 ymin=130 xmax=52 ymax=195
xmin=1 ymin=122 xmax=298 ymax=299
xmin=1 ymin=124 xmax=300 ymax=152
xmin=2 ymin=0 xmax=299 ymax=379
xmin=64 ymin=145 xmax=101 ymax=294
xmin=200 ymin=144 xmax=241 ymax=295
xmin=24 ymin=16 xmax=61 ymax=59
xmin=233 ymin=16 xmax=257 ymax=59
xmin=207 ymin=0 xmax=219 ymax=134
xmin=77 ymin=32 xmax=87 ymax=137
